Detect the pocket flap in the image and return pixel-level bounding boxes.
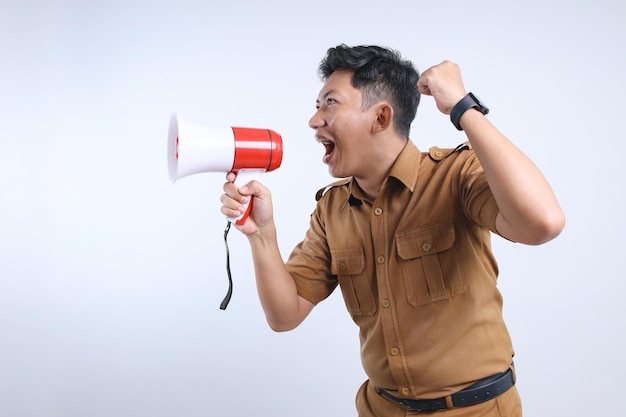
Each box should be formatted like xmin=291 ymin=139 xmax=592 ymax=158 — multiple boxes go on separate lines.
xmin=396 ymin=221 xmax=456 ymax=260
xmin=331 ymin=248 xmax=365 ymax=275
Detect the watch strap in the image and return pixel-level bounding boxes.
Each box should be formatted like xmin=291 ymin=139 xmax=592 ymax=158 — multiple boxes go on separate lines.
xmin=450 ymin=92 xmax=489 ymax=131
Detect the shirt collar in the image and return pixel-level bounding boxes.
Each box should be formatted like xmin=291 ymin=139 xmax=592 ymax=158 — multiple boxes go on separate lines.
xmin=388 ymin=140 xmax=421 ymax=192
xmin=345 ymin=140 xmax=421 ymax=205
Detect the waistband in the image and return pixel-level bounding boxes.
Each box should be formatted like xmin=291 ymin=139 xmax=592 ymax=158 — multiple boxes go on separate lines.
xmin=376 ymin=367 xmax=515 ymax=412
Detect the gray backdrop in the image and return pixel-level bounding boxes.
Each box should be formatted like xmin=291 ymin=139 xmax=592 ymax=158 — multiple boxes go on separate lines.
xmin=1 ymin=0 xmax=623 ymax=416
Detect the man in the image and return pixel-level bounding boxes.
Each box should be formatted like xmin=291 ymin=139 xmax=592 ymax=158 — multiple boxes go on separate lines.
xmin=221 ymin=44 xmax=565 ymax=416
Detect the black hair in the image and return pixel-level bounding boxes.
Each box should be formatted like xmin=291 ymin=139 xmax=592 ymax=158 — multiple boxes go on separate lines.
xmin=318 ymin=44 xmax=420 ymax=138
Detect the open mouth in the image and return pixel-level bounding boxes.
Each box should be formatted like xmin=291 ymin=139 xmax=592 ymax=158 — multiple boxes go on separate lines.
xmin=322 ymin=141 xmax=335 ymax=156
xmin=317 ymin=137 xmax=335 ymax=159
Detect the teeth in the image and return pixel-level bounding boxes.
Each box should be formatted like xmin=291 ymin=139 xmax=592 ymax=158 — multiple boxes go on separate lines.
xmin=316 ymin=136 xmax=335 ymax=156
xmin=321 ymin=141 xmax=335 ymax=156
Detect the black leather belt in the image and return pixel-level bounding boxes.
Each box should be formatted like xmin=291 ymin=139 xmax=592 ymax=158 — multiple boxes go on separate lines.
xmin=376 ymin=367 xmax=515 ymax=412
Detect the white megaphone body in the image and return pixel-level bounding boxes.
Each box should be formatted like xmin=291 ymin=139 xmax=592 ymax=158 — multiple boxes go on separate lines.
xmin=168 ymin=113 xmax=283 ymax=225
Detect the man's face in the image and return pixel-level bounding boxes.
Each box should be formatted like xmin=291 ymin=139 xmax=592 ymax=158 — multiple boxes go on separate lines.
xmin=309 ymin=70 xmax=378 ymax=179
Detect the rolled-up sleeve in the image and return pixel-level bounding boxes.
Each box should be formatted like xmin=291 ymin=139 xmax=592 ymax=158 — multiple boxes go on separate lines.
xmin=458 ymin=152 xmax=501 ymax=236
xmin=286 ymin=207 xmax=338 ymax=304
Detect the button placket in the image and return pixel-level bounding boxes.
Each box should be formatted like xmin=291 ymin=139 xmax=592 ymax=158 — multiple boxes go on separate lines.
xmin=371 ymin=195 xmax=411 ymax=392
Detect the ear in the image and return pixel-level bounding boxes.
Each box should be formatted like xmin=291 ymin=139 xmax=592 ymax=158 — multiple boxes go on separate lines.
xmin=371 ymin=102 xmax=394 ymax=133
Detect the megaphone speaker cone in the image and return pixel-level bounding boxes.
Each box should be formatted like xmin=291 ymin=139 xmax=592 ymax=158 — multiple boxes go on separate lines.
xmin=168 ymin=113 xmax=235 ymax=183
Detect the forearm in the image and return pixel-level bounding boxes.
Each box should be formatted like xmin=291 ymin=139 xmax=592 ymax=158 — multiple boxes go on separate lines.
xmin=247 ymin=225 xmax=313 ymax=331
xmin=461 ymin=109 xmax=565 ymax=244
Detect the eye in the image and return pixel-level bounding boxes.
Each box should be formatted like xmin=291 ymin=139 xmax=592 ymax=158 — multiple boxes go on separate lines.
xmin=315 ymin=97 xmax=337 ymax=110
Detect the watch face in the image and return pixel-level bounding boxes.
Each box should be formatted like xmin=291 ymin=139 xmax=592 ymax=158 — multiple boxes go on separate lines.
xmin=468 ymin=92 xmax=482 ymax=105
xmin=469 ymin=92 xmax=489 ymax=115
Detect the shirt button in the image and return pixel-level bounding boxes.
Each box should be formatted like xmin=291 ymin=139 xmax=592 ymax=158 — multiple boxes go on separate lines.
xmin=382 ymin=299 xmax=390 ymax=308
xmin=377 ymin=256 xmax=385 ymax=264
xmin=340 ymin=262 xmax=347 ymax=271
xmin=390 ymin=347 xmax=399 ymax=356
xmin=374 ymin=207 xmax=383 ymax=216
xmin=422 ymin=242 xmax=432 ymax=252
xmin=401 ymin=387 xmax=410 ymax=396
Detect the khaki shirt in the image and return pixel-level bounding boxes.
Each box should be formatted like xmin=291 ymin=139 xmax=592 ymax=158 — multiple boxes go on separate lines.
xmin=286 ymin=140 xmax=514 ymax=399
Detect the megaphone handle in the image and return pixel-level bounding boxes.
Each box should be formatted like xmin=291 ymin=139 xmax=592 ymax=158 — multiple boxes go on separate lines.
xmin=227 ymin=168 xmax=265 ymax=225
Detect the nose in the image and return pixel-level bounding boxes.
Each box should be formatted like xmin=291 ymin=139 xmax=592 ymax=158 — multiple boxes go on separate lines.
xmin=308 ymin=109 xmax=325 ymax=130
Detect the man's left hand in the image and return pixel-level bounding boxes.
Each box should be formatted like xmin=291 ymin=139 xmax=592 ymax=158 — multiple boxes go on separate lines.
xmin=417 ymin=60 xmax=467 ymax=115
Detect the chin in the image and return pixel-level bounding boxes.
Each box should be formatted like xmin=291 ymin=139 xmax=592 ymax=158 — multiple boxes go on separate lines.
xmin=326 ymin=161 xmax=350 ymax=179
xmin=326 ymin=165 xmax=339 ymax=177
xmin=328 ymin=169 xmax=348 ymax=179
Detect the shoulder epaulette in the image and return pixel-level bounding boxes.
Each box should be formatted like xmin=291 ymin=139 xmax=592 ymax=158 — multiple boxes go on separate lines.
xmin=315 ymin=178 xmax=351 ymax=201
xmin=428 ymin=141 xmax=471 ymax=161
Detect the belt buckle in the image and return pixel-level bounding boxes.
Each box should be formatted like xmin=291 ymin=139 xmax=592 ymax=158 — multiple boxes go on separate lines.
xmin=402 ymin=399 xmax=446 ymax=412
xmin=400 ymin=400 xmax=430 ymax=412
xmin=398 ymin=401 xmax=414 ymax=411
xmin=377 ymin=387 xmax=446 ymax=412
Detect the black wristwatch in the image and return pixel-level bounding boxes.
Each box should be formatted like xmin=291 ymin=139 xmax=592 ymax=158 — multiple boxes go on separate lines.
xmin=450 ymin=92 xmax=489 ymax=131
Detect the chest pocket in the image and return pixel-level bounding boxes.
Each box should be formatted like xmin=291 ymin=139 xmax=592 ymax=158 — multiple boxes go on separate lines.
xmin=395 ymin=220 xmax=467 ymax=306
xmin=331 ymin=248 xmax=377 ymax=316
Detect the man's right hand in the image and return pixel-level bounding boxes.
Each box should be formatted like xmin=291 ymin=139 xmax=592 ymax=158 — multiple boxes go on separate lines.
xmin=220 ymin=172 xmax=275 ymax=237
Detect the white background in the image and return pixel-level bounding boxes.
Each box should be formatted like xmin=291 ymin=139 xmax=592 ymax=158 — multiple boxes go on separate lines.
xmin=1 ymin=1 xmax=624 ymax=416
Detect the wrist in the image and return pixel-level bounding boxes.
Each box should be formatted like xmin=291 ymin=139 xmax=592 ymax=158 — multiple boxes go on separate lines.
xmin=450 ymin=92 xmax=489 ymax=131
xmin=458 ymin=107 xmax=486 ymax=131
xmin=247 ymin=223 xmax=278 ymax=244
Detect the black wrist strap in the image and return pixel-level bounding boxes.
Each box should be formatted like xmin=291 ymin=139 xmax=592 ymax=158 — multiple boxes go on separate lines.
xmin=450 ymin=92 xmax=488 ymax=131
xmin=220 ymin=221 xmax=233 ymax=310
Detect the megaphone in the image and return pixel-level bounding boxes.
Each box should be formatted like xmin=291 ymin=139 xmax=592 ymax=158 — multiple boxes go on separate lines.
xmin=168 ymin=113 xmax=283 ymax=225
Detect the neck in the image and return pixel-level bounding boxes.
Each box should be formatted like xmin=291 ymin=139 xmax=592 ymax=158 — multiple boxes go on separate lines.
xmin=354 ymin=175 xmax=386 ymax=201
xmin=354 ymin=137 xmax=407 ymax=200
